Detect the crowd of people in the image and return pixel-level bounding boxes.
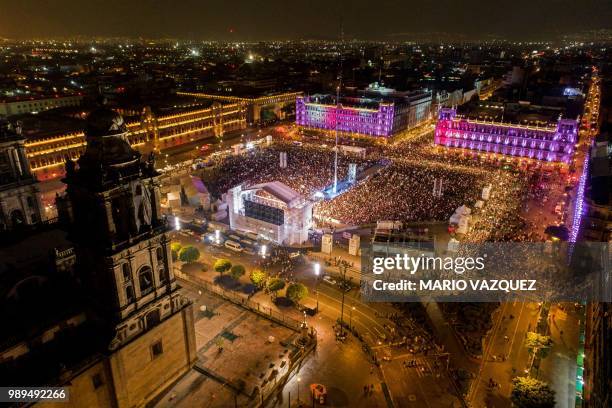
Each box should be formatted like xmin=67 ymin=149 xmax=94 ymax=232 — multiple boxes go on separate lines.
xmin=197 ymin=138 xmax=541 ymax=243
xmin=198 ymin=142 xmax=375 ymax=198
xmin=316 ymin=159 xmax=487 ymax=225
xmin=461 ymin=171 xmax=530 ymax=242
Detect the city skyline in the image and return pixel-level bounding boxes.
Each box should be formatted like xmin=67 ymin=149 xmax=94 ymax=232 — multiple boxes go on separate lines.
xmin=0 ymin=6 xmax=610 ymax=407
xmin=1 ymin=0 xmax=612 ymax=41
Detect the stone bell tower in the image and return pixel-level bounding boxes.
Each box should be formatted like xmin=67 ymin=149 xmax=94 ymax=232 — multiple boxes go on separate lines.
xmin=0 ymin=117 xmax=43 ymax=231
xmin=62 ymin=103 xmax=196 ymax=407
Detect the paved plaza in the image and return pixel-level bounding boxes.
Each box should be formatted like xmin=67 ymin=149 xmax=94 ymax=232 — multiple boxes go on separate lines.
xmin=154 ymin=284 xmax=302 ymax=407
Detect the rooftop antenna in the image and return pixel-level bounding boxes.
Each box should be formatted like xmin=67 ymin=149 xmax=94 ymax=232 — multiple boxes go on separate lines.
xmin=333 ymin=21 xmax=344 ymax=194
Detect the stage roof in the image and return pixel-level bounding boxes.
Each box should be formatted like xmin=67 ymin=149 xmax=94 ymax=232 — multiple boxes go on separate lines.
xmin=245 ymin=181 xmax=303 ymax=208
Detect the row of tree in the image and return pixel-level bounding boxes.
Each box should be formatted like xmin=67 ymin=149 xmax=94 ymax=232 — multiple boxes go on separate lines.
xmin=511 ymin=332 xmax=555 ymax=407
xmin=212 ymin=258 xmax=308 ymax=304
xmin=171 ymin=244 xmax=308 ymax=303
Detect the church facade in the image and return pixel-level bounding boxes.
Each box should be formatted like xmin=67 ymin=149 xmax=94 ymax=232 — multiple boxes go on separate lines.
xmin=0 ymin=107 xmax=196 ymax=408
xmin=0 ymin=118 xmax=44 ymax=230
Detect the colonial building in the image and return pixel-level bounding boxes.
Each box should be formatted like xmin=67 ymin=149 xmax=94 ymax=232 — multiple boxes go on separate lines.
xmin=295 ymin=85 xmax=433 ymax=138
xmin=0 ymin=105 xmax=196 ymax=408
xmin=434 ymin=106 xmax=579 ymax=164
xmin=0 ymin=117 xmax=43 ymax=230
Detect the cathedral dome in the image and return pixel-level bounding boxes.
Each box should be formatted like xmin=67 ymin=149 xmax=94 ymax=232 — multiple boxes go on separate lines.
xmin=85 ymin=107 xmax=128 ymax=138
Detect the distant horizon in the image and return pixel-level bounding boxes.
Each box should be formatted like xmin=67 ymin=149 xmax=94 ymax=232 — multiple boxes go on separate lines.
xmin=2 ymin=30 xmax=612 ymax=44
xmin=2 ymin=0 xmax=611 ymax=42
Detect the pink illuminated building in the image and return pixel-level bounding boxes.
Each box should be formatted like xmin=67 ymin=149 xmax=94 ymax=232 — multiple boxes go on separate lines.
xmin=296 ymin=88 xmax=432 ymax=137
xmin=296 ymin=95 xmax=395 ymax=136
xmin=434 ymin=107 xmax=578 ymax=163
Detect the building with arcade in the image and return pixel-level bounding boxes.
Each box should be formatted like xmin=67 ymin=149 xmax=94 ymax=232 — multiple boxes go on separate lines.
xmin=227 ymin=181 xmax=313 ymax=245
xmin=434 ymin=106 xmax=579 ymax=163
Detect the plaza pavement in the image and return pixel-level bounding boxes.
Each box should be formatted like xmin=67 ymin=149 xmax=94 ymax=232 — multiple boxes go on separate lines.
xmin=153 ymin=284 xmax=299 ymax=408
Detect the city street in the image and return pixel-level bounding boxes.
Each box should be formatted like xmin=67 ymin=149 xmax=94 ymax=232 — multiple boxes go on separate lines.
xmin=174 ymin=233 xmax=461 ymax=407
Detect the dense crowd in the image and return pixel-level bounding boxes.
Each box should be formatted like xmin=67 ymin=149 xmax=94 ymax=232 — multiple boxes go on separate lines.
xmin=461 ymin=172 xmax=530 ymax=242
xmin=198 ymin=139 xmax=536 ymax=241
xmin=199 ymin=143 xmax=374 ymax=198
xmin=316 ymin=159 xmax=487 ymax=225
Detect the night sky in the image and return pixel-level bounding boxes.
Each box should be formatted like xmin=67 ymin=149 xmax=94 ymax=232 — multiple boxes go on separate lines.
xmin=1 ymin=0 xmax=611 ymax=40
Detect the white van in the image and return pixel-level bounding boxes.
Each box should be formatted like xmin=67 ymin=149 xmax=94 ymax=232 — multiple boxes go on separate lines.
xmin=224 ymin=240 xmax=243 ymax=252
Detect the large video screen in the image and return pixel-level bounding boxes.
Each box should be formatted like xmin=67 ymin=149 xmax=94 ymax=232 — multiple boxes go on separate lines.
xmin=244 ymin=200 xmax=284 ymax=226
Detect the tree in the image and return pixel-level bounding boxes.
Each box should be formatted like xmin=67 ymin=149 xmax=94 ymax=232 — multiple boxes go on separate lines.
xmin=249 ymin=269 xmax=268 ymax=288
xmin=213 ymin=258 xmax=232 ymax=275
xmin=178 ymin=246 xmax=200 ymax=263
xmin=511 ymin=377 xmax=555 ymax=408
xmin=286 ymin=283 xmax=308 ymax=305
xmin=214 ymin=337 xmax=224 ymax=352
xmin=267 ymin=278 xmax=285 ymax=299
xmin=229 ymin=264 xmax=246 ymax=281
xmin=525 ymin=332 xmax=553 ymax=358
xmin=171 ymin=242 xmax=182 ymax=261
xmin=525 ymin=332 xmax=553 ymax=349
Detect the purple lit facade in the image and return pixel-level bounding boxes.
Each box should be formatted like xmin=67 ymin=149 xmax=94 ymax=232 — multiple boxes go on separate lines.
xmin=295 ymin=96 xmax=395 ymax=137
xmin=434 ymin=108 xmax=579 ymax=163
xmin=570 ymin=151 xmax=589 ymax=242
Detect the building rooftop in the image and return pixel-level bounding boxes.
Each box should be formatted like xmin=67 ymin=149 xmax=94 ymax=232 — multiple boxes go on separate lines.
xmin=245 ymin=181 xmax=304 ymax=208
xmin=0 ymin=93 xmax=83 ymax=104
xmin=304 ymin=94 xmax=389 ymax=110
xmin=15 ymin=111 xmax=87 ymax=140
xmin=303 ymin=86 xmax=431 ymax=110
xmin=456 ymin=101 xmax=573 ymax=127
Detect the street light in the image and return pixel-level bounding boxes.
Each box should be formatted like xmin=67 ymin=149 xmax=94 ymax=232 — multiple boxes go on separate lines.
xmin=297 ymin=377 xmax=301 ymax=403
xmin=350 ymin=306 xmax=355 ymax=330
xmin=338 ymin=260 xmax=350 ymax=336
xmin=314 ymin=263 xmax=320 ymax=312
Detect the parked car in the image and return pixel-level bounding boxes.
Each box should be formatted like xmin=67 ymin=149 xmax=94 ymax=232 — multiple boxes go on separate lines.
xmin=322 ymin=276 xmax=337 ymax=285
xmin=224 ymin=240 xmax=243 ymax=252
xmin=240 ymin=238 xmax=257 ymax=247
xmin=245 ymin=231 xmax=259 ymax=241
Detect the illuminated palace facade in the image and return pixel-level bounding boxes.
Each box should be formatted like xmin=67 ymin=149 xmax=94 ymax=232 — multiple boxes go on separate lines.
xmin=296 ymin=89 xmax=432 ymax=138
xmin=434 ymin=108 xmax=579 ymax=163
xmin=24 ymin=102 xmax=246 ymax=179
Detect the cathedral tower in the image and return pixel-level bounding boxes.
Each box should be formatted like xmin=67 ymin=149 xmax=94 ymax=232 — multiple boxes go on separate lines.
xmin=62 ymin=104 xmax=196 ymax=407
xmin=0 ymin=117 xmax=43 ymax=230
